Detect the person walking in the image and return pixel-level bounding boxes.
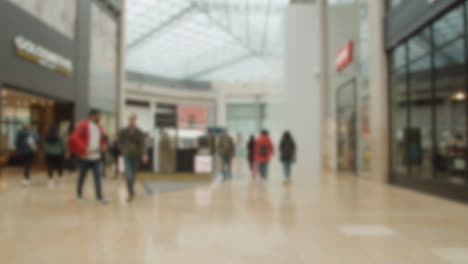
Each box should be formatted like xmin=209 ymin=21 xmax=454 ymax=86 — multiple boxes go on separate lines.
xmin=218 ymin=129 xmax=235 ymax=180
xmin=254 ymin=130 xmax=274 ymax=180
xmin=74 ymin=109 xmax=108 ymax=204
xmin=109 ymin=136 xmax=121 ymax=179
xmin=247 ymin=135 xmax=256 ymax=177
xmin=66 ymin=123 xmax=79 ymax=172
xmin=279 ymin=131 xmax=296 ymax=182
xmin=117 ymin=114 xmax=147 ymax=202
xmin=43 ymin=124 xmax=66 ymax=188
xmin=15 ymin=123 xmax=38 ymax=186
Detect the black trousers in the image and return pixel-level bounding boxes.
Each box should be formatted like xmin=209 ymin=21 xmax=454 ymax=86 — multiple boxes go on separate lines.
xmin=46 ymin=154 xmax=64 ymax=179
xmin=22 ymin=154 xmax=34 ymax=180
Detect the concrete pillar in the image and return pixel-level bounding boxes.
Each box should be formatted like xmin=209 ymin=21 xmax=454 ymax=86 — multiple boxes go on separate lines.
xmin=74 ymin=0 xmax=91 ymax=121
xmin=284 ymin=3 xmax=322 ymax=171
xmin=368 ymin=0 xmax=388 ymax=182
xmin=117 ymin=0 xmax=127 ymax=129
xmin=216 ymin=91 xmax=227 ymax=127
xmin=319 ymin=0 xmax=329 ymax=170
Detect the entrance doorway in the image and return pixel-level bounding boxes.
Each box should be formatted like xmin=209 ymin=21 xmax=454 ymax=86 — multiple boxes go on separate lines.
xmin=336 ymin=80 xmax=357 ymax=172
xmin=0 ymin=88 xmax=74 ymax=166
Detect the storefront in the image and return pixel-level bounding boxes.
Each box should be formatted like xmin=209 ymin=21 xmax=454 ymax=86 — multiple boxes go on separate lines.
xmin=0 ymin=0 xmax=121 ymax=162
xmin=386 ymin=0 xmax=468 ymax=202
xmin=327 ymin=0 xmax=371 ymax=175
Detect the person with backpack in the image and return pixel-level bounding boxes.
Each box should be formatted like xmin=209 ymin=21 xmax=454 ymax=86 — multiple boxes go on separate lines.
xmin=15 ymin=123 xmax=38 ymax=186
xmin=254 ymin=130 xmax=274 ymax=180
xmin=43 ymin=123 xmax=66 ymax=188
xmin=279 ymin=131 xmax=296 ymax=182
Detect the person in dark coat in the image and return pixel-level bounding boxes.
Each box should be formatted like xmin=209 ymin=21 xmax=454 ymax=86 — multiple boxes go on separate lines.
xmin=15 ymin=123 xmax=38 ymax=186
xmin=118 ymin=114 xmax=148 ymax=202
xmin=279 ymin=131 xmax=296 ymax=182
xmin=246 ymin=135 xmax=256 ymax=177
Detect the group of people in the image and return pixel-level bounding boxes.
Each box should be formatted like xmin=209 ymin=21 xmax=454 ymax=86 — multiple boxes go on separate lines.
xmin=15 ymin=109 xmax=148 ymax=205
xmin=218 ymin=129 xmax=296 ymax=181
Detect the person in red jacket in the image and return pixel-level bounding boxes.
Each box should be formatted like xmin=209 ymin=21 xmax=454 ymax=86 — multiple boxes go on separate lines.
xmin=254 ymin=130 xmax=274 ymax=180
xmin=74 ymin=109 xmax=108 ymax=205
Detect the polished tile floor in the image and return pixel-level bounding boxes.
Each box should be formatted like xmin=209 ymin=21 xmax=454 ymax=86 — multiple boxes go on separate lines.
xmin=1 ymin=167 xmax=468 ymax=264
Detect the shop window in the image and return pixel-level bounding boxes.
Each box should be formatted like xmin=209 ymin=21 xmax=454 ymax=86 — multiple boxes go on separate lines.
xmin=408 ymin=29 xmax=433 ymax=178
xmin=433 ymin=6 xmax=464 ymax=48
xmin=434 ymin=39 xmax=467 ymax=184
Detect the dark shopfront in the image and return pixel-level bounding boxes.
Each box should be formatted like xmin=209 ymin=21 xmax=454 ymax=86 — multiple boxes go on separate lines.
xmin=386 ymin=0 xmax=468 ymax=202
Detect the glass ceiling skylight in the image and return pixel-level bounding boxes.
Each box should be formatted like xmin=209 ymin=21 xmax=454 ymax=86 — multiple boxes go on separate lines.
xmin=125 ymin=0 xmax=289 ymax=82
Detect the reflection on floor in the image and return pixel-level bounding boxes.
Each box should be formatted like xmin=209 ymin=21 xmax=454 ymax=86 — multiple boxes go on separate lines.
xmin=142 ymin=180 xmax=209 ymax=195
xmin=1 ymin=168 xmax=468 ymax=263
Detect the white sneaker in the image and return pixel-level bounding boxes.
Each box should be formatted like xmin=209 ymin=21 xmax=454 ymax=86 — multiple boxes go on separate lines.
xmin=22 ymin=179 xmax=30 ymax=186
xmin=98 ymin=198 xmax=109 ymax=205
xmin=59 ymin=176 xmax=65 ymax=186
xmin=48 ymin=179 xmax=55 ymax=189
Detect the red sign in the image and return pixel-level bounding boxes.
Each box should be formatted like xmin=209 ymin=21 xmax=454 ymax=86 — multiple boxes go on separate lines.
xmin=177 ymin=105 xmax=208 ymax=131
xmin=336 ymin=41 xmax=353 ymax=72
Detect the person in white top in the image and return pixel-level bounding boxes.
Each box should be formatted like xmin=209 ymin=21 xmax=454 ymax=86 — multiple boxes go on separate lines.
xmin=74 ymin=109 xmax=108 ymax=205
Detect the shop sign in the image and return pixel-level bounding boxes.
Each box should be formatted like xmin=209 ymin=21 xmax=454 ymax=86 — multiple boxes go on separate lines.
xmin=14 ymin=35 xmax=73 ymax=76
xmin=336 ymin=41 xmax=353 ymax=72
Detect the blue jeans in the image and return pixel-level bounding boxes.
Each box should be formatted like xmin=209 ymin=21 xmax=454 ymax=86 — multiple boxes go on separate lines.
xmin=283 ymin=162 xmax=292 ymax=178
xmin=221 ymin=157 xmax=232 ymax=179
xmin=77 ymin=159 xmax=102 ymax=200
xmin=258 ymin=162 xmax=269 ymax=179
xmin=124 ymin=156 xmax=140 ymax=196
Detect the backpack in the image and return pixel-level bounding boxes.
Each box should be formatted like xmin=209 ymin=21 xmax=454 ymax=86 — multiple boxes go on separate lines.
xmin=258 ymin=143 xmax=269 ymax=158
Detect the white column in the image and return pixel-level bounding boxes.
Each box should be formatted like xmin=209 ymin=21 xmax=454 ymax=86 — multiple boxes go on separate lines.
xmin=284 ymin=4 xmax=322 ymax=171
xmin=368 ymin=0 xmax=388 ymax=182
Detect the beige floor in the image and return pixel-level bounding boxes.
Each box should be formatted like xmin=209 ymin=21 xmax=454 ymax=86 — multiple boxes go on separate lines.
xmin=1 ymin=167 xmax=468 ymax=264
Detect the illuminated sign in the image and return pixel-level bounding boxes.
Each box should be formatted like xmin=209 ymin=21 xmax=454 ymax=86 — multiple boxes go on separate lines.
xmin=336 ymin=41 xmax=353 ymax=72
xmin=14 ymin=35 xmax=73 ymax=76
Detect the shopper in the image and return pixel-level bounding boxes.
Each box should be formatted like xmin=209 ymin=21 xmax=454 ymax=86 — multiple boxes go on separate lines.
xmin=117 ymin=114 xmax=147 ymax=202
xmin=218 ymin=129 xmax=235 ymax=180
xmin=279 ymin=131 xmax=296 ymax=182
xmin=43 ymin=123 xmax=66 ymax=187
xmin=247 ymin=135 xmax=256 ymax=177
xmin=100 ymin=135 xmax=110 ymax=178
xmin=254 ymin=130 xmax=274 ymax=180
xmin=109 ymin=136 xmax=121 ymax=178
xmin=15 ymin=123 xmax=38 ymax=186
xmin=74 ymin=109 xmax=108 ymax=204
xmin=66 ymin=123 xmax=79 ymax=172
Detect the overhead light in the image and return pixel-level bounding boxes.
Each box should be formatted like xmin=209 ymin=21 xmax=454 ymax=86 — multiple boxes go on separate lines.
xmin=452 ymin=91 xmax=466 ymax=102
